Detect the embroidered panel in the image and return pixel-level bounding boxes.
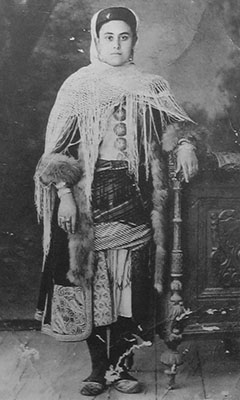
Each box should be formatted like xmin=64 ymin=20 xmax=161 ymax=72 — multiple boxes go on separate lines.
xmin=93 ymin=251 xmax=116 ymax=326
xmin=51 ymin=284 xmax=91 ymax=338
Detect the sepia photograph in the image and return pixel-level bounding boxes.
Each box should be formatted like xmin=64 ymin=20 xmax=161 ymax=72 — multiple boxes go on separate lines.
xmin=0 ymin=0 xmax=240 ymax=399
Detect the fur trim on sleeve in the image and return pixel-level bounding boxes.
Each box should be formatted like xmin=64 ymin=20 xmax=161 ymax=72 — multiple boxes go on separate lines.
xmin=67 ymin=176 xmax=95 ymax=286
xmin=162 ymin=122 xmax=208 ymax=153
xmin=35 ymin=153 xmax=84 ymax=186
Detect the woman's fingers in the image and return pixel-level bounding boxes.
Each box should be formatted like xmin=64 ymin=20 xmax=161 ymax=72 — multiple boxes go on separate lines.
xmin=65 ymin=218 xmax=72 ymax=234
xmin=176 ymin=147 xmax=198 ymax=182
xmin=58 ymin=216 xmax=64 ymax=227
xmin=71 ymin=214 xmax=77 ymax=234
xmin=58 ymin=194 xmax=77 ymax=233
xmin=58 ymin=216 xmax=73 ymax=233
xmin=182 ymin=163 xmax=189 ymax=183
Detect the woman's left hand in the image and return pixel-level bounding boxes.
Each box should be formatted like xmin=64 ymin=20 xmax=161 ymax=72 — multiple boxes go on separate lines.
xmin=58 ymin=193 xmax=77 ymax=234
xmin=176 ymin=143 xmax=198 ymax=183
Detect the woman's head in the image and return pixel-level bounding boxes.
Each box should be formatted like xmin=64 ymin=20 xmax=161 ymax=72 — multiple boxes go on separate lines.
xmin=91 ymin=7 xmax=138 ymax=67
xmin=95 ymin=7 xmax=137 ymax=37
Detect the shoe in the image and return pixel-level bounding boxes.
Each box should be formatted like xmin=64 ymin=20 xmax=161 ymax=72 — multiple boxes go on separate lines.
xmin=82 ymin=327 xmax=109 ymax=396
xmin=80 ymin=377 xmax=106 ymax=396
xmin=113 ymin=370 xmax=142 ymax=394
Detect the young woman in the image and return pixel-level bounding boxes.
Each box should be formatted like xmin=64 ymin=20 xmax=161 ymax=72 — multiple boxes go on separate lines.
xmin=34 ymin=6 xmax=198 ymax=396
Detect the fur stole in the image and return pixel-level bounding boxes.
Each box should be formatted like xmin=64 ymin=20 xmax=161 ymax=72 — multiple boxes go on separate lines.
xmin=150 ymin=142 xmax=168 ymax=293
xmin=35 ymin=153 xmax=94 ymax=287
xmin=36 ymin=147 xmax=169 ymax=293
xmin=35 ymin=123 xmax=200 ymax=291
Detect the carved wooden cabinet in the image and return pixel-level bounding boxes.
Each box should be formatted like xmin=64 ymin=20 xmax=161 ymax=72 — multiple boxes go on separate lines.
xmin=181 ymin=165 xmax=240 ymax=336
xmin=160 ymin=153 xmax=240 ymax=387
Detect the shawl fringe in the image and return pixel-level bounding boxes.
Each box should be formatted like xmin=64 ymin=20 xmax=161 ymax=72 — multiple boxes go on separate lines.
xmin=43 ymin=64 xmax=192 ymax=206
xmin=34 ymin=64 xmax=201 ymax=291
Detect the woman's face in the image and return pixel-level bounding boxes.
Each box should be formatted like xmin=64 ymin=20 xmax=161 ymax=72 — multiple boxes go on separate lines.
xmin=96 ymin=20 xmax=136 ymax=67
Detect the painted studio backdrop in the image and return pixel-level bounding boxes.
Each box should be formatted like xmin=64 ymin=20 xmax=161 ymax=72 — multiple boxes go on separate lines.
xmin=0 ymin=0 xmax=240 ymax=319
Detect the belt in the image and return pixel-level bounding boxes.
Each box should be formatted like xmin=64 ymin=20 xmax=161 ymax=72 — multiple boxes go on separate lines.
xmin=95 ymin=159 xmax=129 ymax=172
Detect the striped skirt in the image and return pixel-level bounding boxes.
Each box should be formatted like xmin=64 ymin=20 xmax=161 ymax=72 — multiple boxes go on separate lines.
xmin=36 ymin=159 xmax=155 ymax=340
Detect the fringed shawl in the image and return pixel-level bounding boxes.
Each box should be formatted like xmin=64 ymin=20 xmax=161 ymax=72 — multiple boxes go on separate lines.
xmin=35 ymin=61 xmax=191 ymax=275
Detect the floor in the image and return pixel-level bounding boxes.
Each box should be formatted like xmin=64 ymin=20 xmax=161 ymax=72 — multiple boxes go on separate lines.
xmin=0 ymin=329 xmax=239 ymax=400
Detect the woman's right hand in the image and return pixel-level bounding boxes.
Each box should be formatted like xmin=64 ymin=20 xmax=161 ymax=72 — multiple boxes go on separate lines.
xmin=58 ymin=193 xmax=77 ymax=234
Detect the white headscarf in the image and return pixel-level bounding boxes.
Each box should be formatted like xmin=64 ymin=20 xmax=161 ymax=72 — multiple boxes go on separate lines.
xmin=89 ymin=7 xmax=139 ymax=64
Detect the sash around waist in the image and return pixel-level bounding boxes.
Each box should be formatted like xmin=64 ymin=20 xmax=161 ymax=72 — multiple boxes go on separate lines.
xmin=94 ymin=221 xmax=152 ymax=251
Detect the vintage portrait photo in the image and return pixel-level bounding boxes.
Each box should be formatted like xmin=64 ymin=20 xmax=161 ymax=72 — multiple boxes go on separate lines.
xmin=0 ymin=1 xmax=240 ymax=399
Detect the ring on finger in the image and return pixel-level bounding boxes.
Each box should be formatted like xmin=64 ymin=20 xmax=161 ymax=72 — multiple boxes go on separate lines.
xmin=59 ymin=216 xmax=70 ymax=222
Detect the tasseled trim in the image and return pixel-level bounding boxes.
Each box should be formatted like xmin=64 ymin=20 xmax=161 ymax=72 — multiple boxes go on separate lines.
xmin=34 ymin=181 xmax=56 ymax=268
xmin=150 ymin=142 xmax=168 ymax=294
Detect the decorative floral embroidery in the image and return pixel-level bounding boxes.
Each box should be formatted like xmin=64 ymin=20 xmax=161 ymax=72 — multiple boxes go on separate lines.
xmin=51 ymin=285 xmax=89 ymax=336
xmin=93 ymin=249 xmax=133 ymax=326
xmin=93 ymin=252 xmax=115 ymax=326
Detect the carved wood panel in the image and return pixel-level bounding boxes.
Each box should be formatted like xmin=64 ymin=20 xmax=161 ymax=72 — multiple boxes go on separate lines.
xmin=210 ymin=209 xmax=240 ymax=288
xmin=181 ymin=171 xmax=240 ymax=334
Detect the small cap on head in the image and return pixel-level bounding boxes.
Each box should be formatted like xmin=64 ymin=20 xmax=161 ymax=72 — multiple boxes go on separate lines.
xmin=96 ymin=7 xmax=137 ymax=36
